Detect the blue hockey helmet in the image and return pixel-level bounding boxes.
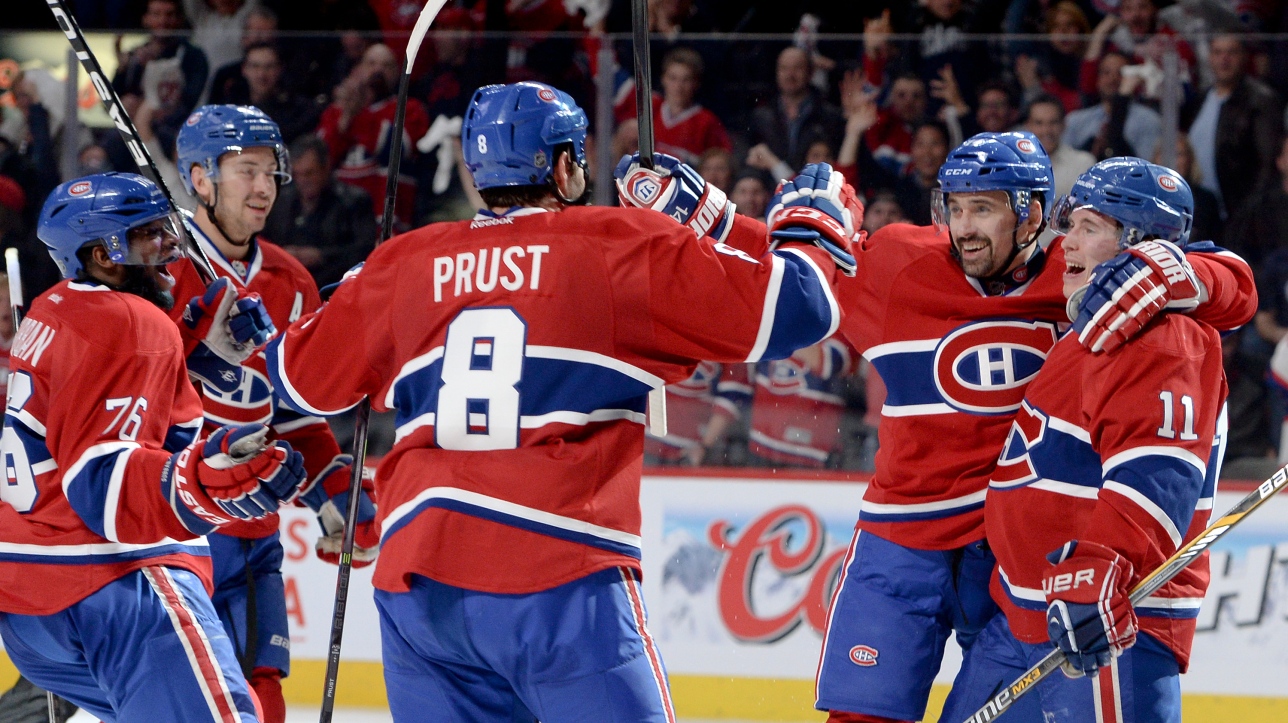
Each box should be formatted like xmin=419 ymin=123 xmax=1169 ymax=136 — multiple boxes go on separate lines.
xmin=932 ymin=131 xmax=1055 ymax=230
xmin=461 ymin=82 xmax=588 ymax=190
xmin=176 ymin=104 xmax=291 ymax=195
xmin=38 ymin=173 xmax=183 ymax=279
xmin=1049 ymin=157 xmax=1194 ymax=247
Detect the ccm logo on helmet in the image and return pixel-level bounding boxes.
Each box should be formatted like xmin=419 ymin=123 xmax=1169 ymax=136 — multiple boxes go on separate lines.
xmin=1016 ymin=138 xmax=1036 ymax=154
xmin=933 ymin=320 xmax=1058 ymax=415
xmin=537 ymin=88 xmax=557 ymax=102
xmin=1157 ymin=174 xmax=1179 ymax=192
xmin=849 ymin=645 xmax=879 ymax=667
xmin=68 ymin=181 xmax=93 ymax=196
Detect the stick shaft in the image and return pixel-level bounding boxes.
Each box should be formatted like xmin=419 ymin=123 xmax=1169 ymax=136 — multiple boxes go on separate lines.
xmin=320 ymin=3 xmax=444 ymax=719
xmin=961 ymin=464 xmax=1288 ymax=723
xmin=42 ymin=0 xmax=219 ymax=286
xmin=630 ymin=0 xmax=654 ymax=170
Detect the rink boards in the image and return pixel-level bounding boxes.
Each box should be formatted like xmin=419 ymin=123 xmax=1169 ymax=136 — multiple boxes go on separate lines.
xmin=3 ymin=470 xmax=1287 ymax=721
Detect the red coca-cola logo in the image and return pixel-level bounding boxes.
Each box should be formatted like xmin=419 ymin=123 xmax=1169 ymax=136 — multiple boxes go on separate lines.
xmin=708 ymin=504 xmax=847 ymax=643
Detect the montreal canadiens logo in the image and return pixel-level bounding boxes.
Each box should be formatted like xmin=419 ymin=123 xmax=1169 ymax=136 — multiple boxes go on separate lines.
xmin=1016 ymin=138 xmax=1036 ymax=154
xmin=186 ymin=111 xmax=202 ymax=126
xmin=849 ymin=645 xmax=879 ymax=667
xmin=628 ymin=171 xmax=661 ymax=204
xmin=68 ymin=181 xmax=92 ymax=196
xmin=932 ymin=320 xmax=1058 ymax=414
xmin=537 ymin=88 xmax=557 ymax=102
xmin=1157 ymin=174 xmax=1179 ymax=192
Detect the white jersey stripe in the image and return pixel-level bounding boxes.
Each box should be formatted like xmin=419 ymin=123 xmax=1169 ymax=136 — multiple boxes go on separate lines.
xmin=860 ymin=488 xmax=987 ymax=516
xmin=745 ymin=255 xmax=785 ymax=363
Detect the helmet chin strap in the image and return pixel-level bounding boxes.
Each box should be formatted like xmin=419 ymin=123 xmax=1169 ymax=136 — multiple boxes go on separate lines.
xmin=551 ymin=156 xmax=592 ymax=206
xmin=202 ymin=183 xmax=254 ymax=248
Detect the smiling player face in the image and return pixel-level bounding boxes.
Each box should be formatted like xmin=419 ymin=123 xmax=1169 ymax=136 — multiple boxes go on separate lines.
xmin=945 ymin=191 xmax=1024 ymax=278
xmin=212 ymin=146 xmax=279 ymax=245
xmin=1059 ymin=207 xmax=1122 ymax=298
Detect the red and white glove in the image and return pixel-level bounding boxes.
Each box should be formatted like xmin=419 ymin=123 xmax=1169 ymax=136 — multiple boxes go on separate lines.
xmin=298 ymin=455 xmax=380 ymax=567
xmin=1043 ymin=540 xmax=1138 ymax=678
xmin=615 ymin=152 xmax=734 ymax=241
xmin=1068 ymin=240 xmax=1203 ymax=353
xmin=765 ymin=163 xmax=862 ymax=275
xmin=163 ymin=424 xmax=307 ymax=536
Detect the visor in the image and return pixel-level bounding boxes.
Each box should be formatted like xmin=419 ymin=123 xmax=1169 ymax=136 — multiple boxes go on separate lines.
xmin=1047 ymin=194 xmax=1082 ymax=235
xmin=930 ymin=188 xmax=949 ymax=233
xmin=112 ymin=212 xmax=185 ymax=267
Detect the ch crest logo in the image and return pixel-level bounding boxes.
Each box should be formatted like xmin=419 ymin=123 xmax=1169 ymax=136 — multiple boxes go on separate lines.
xmin=1158 ymin=174 xmax=1179 ymax=192
xmin=849 ymin=645 xmax=879 ymax=667
xmin=628 ymin=172 xmax=661 ymax=205
xmin=1016 ymin=138 xmax=1036 ymax=154
xmin=933 ymin=320 xmax=1058 ymax=415
xmin=69 ymin=181 xmax=92 ymax=196
xmin=537 ymin=88 xmax=557 ymax=102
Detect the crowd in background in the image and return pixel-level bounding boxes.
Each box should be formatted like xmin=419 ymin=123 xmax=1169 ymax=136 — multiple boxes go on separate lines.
xmin=2 ymin=0 xmax=1288 ymax=473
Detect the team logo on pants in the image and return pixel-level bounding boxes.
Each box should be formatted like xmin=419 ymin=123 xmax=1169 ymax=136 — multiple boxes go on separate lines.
xmin=849 ymin=645 xmax=879 ymax=667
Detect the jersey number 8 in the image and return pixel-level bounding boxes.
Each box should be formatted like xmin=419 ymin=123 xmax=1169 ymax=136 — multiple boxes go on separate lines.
xmin=436 ymin=308 xmax=526 ymax=451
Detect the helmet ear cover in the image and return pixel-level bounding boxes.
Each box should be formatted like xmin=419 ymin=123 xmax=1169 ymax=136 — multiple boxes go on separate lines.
xmin=1049 ymin=157 xmax=1194 ymax=249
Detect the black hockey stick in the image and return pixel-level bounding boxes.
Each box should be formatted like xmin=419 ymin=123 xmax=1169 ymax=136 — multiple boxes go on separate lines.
xmin=629 ymin=0 xmax=668 ymax=437
xmin=961 ymin=464 xmax=1288 ymax=722
xmin=319 ymin=3 xmax=447 ymax=721
xmin=42 ymin=0 xmax=219 ymax=286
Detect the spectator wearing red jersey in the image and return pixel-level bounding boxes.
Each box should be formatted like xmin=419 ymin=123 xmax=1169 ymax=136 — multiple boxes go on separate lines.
xmin=317 ymin=43 xmax=429 ymax=231
xmin=651 ymin=48 xmax=732 ymax=163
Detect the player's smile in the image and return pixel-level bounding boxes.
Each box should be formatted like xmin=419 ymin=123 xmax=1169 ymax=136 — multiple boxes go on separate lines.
xmin=1060 ymin=208 xmax=1122 ymax=298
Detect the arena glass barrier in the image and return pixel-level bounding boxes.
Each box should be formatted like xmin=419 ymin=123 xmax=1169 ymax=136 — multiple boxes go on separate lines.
xmin=2 ymin=23 xmax=1288 ymax=721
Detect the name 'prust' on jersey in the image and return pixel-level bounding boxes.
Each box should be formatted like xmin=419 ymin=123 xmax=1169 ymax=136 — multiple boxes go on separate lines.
xmin=432 ymin=244 xmax=550 ymax=302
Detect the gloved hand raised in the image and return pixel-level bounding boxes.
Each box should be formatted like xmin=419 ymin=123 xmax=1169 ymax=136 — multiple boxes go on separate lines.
xmin=615 ymin=152 xmax=734 ymax=241
xmin=1068 ymin=240 xmax=1202 ymax=353
xmin=765 ymin=163 xmax=862 ymax=275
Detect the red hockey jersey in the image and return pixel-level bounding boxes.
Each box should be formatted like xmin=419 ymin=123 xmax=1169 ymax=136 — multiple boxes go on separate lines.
xmin=716 ymin=216 xmax=1253 ymax=551
xmin=266 ymin=206 xmax=845 ymax=594
xmin=168 ymin=222 xmax=345 ymax=538
xmin=645 ymin=361 xmax=723 ymax=463
xmin=0 ymin=280 xmax=210 ymax=615
xmin=987 ymin=316 xmax=1225 ymax=671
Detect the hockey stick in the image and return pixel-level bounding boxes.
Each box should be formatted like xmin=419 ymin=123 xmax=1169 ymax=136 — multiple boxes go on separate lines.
xmin=629 ymin=0 xmax=669 ymax=438
xmin=2 ymin=250 xmax=50 ymax=723
xmin=319 ymin=3 xmax=447 ymax=721
xmin=961 ymin=464 xmax=1288 ymax=723
xmin=42 ymin=0 xmax=219 ymax=286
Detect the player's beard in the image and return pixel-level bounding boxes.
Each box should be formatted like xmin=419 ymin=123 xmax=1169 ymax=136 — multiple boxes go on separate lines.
xmin=119 ymin=265 xmax=175 ymax=311
xmin=952 ymin=232 xmax=1008 ymax=278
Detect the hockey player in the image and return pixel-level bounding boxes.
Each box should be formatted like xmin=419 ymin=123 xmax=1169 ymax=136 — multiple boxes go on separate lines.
xmin=166 ymin=104 xmax=378 ymax=723
xmin=263 ymin=80 xmax=857 ymax=721
xmin=943 ymin=158 xmax=1224 ymax=722
xmin=617 ymin=131 xmax=1253 ymax=723
xmin=0 ymin=172 xmax=308 ymax=722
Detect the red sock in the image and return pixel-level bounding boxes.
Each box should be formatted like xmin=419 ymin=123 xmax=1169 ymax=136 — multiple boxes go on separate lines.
xmin=828 ymin=712 xmax=912 ymax=723
xmin=250 ymin=667 xmax=286 ymax=723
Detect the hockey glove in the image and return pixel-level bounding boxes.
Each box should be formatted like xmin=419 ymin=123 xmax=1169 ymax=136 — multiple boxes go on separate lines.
xmin=765 ymin=163 xmax=861 ymax=275
xmin=615 ymin=152 xmax=734 ymax=242
xmin=163 ymin=423 xmax=306 ymax=536
xmin=1043 ymin=540 xmax=1138 ymax=678
xmin=1068 ymin=240 xmax=1203 ymax=353
xmin=182 ymin=278 xmax=277 ymax=364
xmin=299 ymin=454 xmax=380 ymax=567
